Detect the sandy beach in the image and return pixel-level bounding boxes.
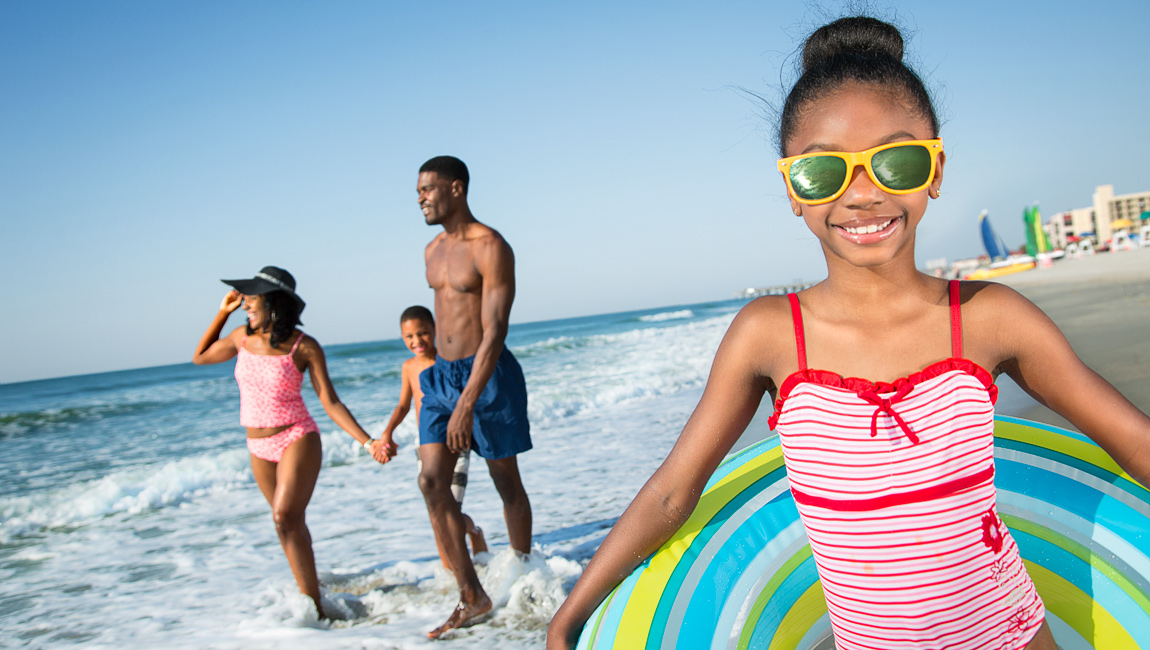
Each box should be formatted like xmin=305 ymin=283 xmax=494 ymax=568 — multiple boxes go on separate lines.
xmin=995 ymin=247 xmax=1150 ymax=428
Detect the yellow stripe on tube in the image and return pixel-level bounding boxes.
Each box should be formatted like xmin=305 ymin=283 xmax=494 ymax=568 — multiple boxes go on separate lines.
xmin=612 ymin=449 xmax=785 ymax=648
xmin=1024 ymin=560 xmax=1139 ymax=649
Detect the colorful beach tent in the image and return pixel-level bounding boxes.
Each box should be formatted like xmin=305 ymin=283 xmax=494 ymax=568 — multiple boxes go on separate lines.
xmin=576 ymin=416 xmax=1150 ymax=650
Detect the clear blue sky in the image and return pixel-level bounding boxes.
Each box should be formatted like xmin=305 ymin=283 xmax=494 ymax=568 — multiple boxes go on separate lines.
xmin=2 ymin=1 xmax=1147 ymax=383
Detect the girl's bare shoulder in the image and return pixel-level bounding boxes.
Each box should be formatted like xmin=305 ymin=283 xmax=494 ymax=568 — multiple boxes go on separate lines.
xmin=737 ymin=294 xmax=794 ymax=325
xmin=726 ymin=295 xmax=797 ymax=356
xmin=959 ymin=280 xmax=1043 ymax=325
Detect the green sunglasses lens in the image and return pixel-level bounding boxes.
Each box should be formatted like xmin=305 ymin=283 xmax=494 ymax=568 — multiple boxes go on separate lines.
xmin=789 ymin=155 xmax=848 ymax=201
xmin=871 ymin=144 xmax=931 ymax=190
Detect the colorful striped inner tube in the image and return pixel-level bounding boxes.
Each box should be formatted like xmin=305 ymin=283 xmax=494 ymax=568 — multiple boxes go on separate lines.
xmin=575 ymin=415 xmax=1150 ymax=650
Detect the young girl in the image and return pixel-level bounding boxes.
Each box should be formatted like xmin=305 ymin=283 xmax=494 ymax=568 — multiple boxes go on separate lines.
xmin=548 ymin=17 xmax=1150 ymax=650
xmin=192 ymin=265 xmax=396 ymax=618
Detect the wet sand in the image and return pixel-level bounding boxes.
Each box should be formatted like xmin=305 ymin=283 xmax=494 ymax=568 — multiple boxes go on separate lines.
xmin=995 ymin=247 xmax=1150 ymax=429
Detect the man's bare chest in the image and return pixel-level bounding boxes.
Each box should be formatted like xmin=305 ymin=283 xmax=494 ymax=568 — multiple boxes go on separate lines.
xmin=427 ymin=249 xmax=483 ymax=295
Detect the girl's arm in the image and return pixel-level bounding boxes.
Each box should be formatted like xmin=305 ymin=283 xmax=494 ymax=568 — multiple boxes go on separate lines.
xmin=299 ymin=336 xmax=395 ymax=464
xmin=988 ymin=285 xmax=1150 ymax=484
xmin=547 ymin=304 xmax=777 ymax=649
xmin=192 ymin=291 xmax=243 ymax=365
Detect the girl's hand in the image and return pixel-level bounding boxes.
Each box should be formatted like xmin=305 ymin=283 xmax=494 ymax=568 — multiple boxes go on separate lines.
xmin=220 ymin=290 xmax=243 ymax=313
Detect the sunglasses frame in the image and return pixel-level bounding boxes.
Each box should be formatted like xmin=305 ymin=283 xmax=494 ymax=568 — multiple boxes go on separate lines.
xmin=777 ymin=138 xmax=944 ymax=206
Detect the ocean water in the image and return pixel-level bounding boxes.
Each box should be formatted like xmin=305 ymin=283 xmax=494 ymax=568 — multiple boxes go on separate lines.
xmin=0 ymin=298 xmax=1042 ymax=649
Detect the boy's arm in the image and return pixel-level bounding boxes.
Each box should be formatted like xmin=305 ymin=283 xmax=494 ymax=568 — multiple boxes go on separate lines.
xmin=374 ymin=360 xmax=415 ymax=457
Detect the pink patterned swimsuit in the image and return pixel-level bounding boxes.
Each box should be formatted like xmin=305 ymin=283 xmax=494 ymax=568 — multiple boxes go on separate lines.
xmin=235 ymin=332 xmax=318 ymax=462
xmin=767 ymin=281 xmax=1044 ymax=649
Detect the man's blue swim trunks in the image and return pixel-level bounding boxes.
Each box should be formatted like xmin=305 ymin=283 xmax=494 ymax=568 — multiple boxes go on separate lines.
xmin=418 ymin=347 xmax=531 ymax=460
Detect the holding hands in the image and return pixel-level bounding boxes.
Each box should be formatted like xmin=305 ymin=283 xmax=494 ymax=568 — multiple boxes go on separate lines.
xmin=369 ymin=437 xmax=399 ymax=464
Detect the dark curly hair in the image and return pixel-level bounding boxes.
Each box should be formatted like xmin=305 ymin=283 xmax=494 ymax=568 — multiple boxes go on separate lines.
xmin=247 ymin=290 xmax=303 ymax=349
xmin=400 ymin=305 xmax=434 ymax=326
xmin=779 ymin=16 xmax=939 ymax=155
xmin=419 ymin=156 xmax=469 ymax=195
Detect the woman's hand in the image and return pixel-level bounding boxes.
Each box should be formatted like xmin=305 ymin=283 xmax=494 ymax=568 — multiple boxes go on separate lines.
xmin=193 ymin=293 xmax=243 ymax=365
xmin=370 ymin=438 xmax=398 ymax=464
xmin=220 ymin=290 xmax=243 ymax=313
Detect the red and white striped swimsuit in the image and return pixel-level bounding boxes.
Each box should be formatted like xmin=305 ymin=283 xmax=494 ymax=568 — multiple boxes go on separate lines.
xmin=767 ymin=281 xmax=1044 ymax=649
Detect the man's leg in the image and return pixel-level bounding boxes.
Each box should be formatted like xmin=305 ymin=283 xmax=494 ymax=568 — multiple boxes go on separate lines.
xmin=419 ymin=442 xmax=491 ymax=637
xmin=486 ymin=455 xmax=532 ymax=554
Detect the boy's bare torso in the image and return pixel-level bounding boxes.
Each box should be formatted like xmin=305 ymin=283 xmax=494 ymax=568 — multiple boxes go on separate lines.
xmin=404 ymin=355 xmax=437 ymax=421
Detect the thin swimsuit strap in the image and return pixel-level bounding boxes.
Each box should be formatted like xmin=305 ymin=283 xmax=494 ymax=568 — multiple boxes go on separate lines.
xmin=786 ymin=280 xmax=964 ymax=369
xmin=288 ymin=330 xmax=305 ymax=355
xmin=786 ymin=293 xmax=808 ymax=371
xmin=238 ymin=331 xmax=304 ymax=358
xmin=949 ymin=279 xmax=963 ymax=358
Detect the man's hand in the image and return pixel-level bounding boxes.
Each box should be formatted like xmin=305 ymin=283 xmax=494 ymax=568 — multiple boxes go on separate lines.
xmin=446 ymin=402 xmax=474 ymax=453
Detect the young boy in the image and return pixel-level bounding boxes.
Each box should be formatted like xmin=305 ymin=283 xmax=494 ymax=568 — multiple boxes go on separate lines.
xmin=380 ymin=306 xmax=486 ymax=569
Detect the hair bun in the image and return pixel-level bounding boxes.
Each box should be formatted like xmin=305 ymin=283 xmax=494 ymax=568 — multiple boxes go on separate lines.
xmin=802 ymin=16 xmax=904 ymax=72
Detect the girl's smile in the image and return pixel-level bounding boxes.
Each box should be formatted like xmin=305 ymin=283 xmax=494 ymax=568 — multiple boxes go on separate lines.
xmin=831 ymin=214 xmax=904 ymax=245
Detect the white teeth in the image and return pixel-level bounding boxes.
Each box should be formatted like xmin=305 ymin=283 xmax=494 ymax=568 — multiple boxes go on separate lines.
xmin=843 ymin=219 xmax=892 ymax=235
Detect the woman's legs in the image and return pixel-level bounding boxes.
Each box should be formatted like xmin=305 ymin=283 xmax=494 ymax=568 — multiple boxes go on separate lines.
xmin=250 ymin=431 xmax=324 ymax=616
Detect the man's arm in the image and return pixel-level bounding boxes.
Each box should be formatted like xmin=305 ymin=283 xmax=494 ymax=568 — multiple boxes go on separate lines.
xmin=444 ymin=235 xmax=515 ymax=452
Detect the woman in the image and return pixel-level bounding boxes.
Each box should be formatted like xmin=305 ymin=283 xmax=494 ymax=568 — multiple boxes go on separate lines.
xmin=193 ymin=265 xmax=396 ymax=617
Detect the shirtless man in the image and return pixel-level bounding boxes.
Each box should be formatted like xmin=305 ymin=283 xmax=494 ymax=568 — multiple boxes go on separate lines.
xmin=415 ymin=155 xmax=533 ymax=638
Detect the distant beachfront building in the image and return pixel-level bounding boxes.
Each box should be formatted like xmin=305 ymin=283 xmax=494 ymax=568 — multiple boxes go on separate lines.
xmin=1045 ymin=185 xmax=1150 ymax=249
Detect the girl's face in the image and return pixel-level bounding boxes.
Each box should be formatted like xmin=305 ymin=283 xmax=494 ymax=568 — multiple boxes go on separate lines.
xmin=783 ymin=83 xmax=944 ymax=270
xmin=242 ymin=294 xmax=269 ymax=330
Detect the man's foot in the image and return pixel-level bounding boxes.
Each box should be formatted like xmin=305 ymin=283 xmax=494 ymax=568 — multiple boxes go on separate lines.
xmin=427 ymin=595 xmax=493 ymax=639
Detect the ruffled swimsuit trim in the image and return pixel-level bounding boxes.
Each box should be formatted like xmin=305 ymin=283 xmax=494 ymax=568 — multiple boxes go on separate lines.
xmin=768 ymin=357 xmax=998 ymax=430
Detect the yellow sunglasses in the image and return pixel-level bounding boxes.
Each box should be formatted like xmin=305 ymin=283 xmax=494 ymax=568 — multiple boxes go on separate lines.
xmin=777 ymin=138 xmax=943 ymax=205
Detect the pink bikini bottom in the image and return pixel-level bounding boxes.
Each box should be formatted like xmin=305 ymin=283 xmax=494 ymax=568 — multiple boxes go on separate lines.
xmin=246 ymin=417 xmax=318 ymax=462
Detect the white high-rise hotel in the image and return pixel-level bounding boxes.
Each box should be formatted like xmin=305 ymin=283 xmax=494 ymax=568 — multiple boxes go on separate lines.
xmin=1044 ymin=185 xmax=1150 ymax=249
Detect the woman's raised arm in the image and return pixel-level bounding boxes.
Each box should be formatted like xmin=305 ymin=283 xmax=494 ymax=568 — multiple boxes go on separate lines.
xmin=192 ymin=291 xmax=243 ymax=365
